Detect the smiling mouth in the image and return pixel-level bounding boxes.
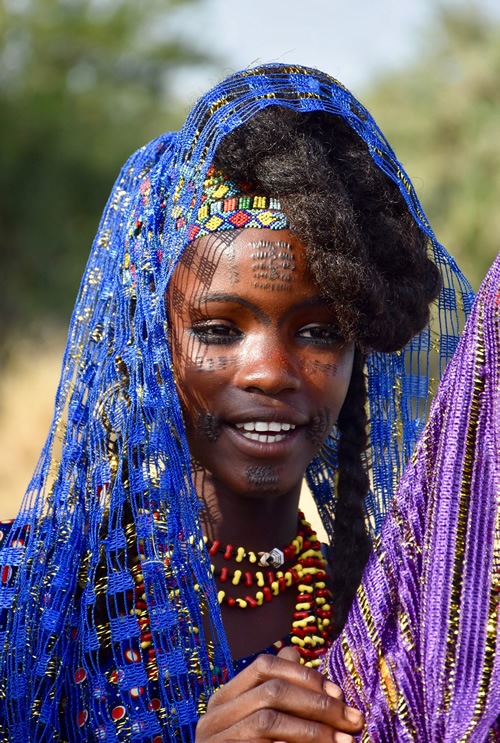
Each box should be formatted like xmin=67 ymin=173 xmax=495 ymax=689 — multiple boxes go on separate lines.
xmin=234 ymin=421 xmax=297 ymax=443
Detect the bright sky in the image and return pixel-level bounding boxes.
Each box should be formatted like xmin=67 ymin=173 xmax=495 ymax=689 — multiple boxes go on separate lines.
xmin=170 ymin=0 xmax=499 ymax=99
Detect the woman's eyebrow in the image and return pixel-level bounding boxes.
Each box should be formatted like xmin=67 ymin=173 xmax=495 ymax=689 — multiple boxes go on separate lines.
xmin=280 ymin=296 xmax=331 ymax=321
xmin=195 ymin=292 xmax=269 ymax=324
xmin=195 ymin=292 xmax=330 ymax=323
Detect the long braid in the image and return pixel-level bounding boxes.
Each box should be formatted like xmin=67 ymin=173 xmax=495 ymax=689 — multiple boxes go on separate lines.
xmin=331 ymin=348 xmax=371 ymax=632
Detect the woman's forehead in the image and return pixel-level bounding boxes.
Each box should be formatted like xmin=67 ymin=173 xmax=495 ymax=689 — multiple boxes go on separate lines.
xmin=167 ymin=228 xmax=327 ymax=320
xmin=176 ymin=228 xmax=309 ymax=289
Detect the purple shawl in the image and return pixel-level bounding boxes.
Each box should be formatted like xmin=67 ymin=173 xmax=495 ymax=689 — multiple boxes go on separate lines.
xmin=328 ymin=253 xmax=500 ymax=740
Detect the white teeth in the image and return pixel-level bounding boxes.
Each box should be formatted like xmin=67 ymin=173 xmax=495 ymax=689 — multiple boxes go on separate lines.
xmin=235 ymin=421 xmax=296 ymax=433
xmin=234 ymin=421 xmax=296 ymax=442
xmin=243 ymin=433 xmax=287 ymax=443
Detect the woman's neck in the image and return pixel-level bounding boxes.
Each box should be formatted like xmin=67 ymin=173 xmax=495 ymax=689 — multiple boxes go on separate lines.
xmin=192 ymin=468 xmax=302 ymax=552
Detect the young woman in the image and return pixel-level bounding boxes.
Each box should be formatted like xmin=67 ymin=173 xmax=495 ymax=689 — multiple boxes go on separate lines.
xmin=0 ymin=64 xmax=475 ymax=741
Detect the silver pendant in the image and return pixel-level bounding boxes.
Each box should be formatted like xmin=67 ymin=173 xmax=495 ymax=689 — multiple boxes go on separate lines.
xmin=258 ymin=548 xmax=284 ymax=568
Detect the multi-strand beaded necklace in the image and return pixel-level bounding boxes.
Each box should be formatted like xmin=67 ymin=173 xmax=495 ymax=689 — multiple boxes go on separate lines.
xmin=207 ymin=512 xmax=333 ymax=668
xmin=130 ymin=512 xmax=333 ymax=672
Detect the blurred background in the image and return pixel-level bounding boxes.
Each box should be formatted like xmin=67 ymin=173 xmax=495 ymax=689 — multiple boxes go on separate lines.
xmin=1 ymin=0 xmax=500 ymax=517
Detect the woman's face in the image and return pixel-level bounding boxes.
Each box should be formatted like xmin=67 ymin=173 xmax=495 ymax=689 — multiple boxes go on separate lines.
xmin=168 ymin=228 xmax=354 ymax=501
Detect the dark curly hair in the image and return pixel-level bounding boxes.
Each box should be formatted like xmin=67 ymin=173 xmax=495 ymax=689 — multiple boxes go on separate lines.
xmin=213 ymin=106 xmax=440 ymax=353
xmin=213 ymin=106 xmax=441 ymax=631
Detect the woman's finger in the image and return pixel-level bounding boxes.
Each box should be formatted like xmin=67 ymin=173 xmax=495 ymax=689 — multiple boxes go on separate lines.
xmin=208 ymin=654 xmax=359 ymax=721
xmin=276 ymin=646 xmax=301 ymax=663
xmin=276 ymin=646 xmax=346 ymax=703
xmin=208 ymin=654 xmax=332 ymax=707
xmin=324 ymin=679 xmax=345 ymax=700
xmin=198 ymin=706 xmax=360 ymax=742
xmin=199 ymin=671 xmax=363 ymax=739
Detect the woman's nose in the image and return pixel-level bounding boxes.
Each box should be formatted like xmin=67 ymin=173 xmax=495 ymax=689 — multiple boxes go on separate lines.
xmin=235 ymin=335 xmax=301 ymax=395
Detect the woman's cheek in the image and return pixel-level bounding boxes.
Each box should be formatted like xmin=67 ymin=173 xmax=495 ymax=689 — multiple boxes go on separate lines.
xmin=306 ymin=408 xmax=336 ymax=446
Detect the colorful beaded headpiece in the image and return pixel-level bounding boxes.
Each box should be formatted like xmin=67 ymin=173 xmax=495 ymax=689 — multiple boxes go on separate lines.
xmin=0 ymin=64 xmax=473 ymax=741
xmin=182 ymin=167 xmax=288 ymax=243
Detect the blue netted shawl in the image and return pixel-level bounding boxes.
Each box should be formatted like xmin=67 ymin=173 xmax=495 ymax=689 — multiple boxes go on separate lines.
xmin=0 ymin=64 xmax=472 ymax=741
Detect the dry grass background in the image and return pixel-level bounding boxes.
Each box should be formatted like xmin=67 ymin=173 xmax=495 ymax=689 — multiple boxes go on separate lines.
xmin=0 ymin=338 xmax=63 ymax=518
xmin=0 ymin=341 xmax=326 ymax=538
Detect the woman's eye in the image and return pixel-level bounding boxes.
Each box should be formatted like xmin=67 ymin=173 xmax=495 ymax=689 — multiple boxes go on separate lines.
xmin=297 ymin=323 xmax=342 ymax=345
xmin=191 ymin=323 xmax=242 ymax=345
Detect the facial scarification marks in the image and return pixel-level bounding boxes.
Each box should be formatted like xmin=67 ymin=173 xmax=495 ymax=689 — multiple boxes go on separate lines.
xmin=299 ymin=358 xmax=340 ymax=378
xmin=250 ymin=240 xmax=296 ymax=292
xmin=197 ymin=412 xmax=222 ymax=442
xmin=213 ymin=355 xmax=234 ymax=370
xmin=225 ymin=242 xmax=239 ymax=285
xmin=313 ymin=360 xmax=339 ymax=377
xmin=307 ymin=408 xmax=334 ymax=446
xmin=246 ymin=465 xmax=280 ymax=488
xmin=193 ymin=355 xmax=238 ymax=372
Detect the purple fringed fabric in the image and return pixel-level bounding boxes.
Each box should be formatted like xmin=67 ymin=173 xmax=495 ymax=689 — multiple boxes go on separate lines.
xmin=327 ymin=254 xmax=500 ymax=740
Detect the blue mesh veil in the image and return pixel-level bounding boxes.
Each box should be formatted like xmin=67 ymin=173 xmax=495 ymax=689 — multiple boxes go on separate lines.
xmin=0 ymin=64 xmax=472 ymax=741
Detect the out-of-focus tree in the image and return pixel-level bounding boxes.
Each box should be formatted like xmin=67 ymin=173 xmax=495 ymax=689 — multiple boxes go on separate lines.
xmin=0 ymin=0 xmax=218 ymax=361
xmin=365 ymin=2 xmax=500 ymax=290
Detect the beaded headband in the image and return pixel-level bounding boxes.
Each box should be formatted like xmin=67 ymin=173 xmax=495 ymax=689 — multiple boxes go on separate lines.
xmin=182 ymin=166 xmax=289 ymax=243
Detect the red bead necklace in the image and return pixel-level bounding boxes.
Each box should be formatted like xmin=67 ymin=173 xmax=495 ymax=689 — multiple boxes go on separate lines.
xmin=207 ymin=513 xmax=334 ymax=667
xmin=129 ymin=513 xmax=333 ymax=671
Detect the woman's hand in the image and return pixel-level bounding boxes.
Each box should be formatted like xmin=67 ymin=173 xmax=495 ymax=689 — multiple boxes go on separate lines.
xmin=195 ymin=647 xmax=364 ymax=742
